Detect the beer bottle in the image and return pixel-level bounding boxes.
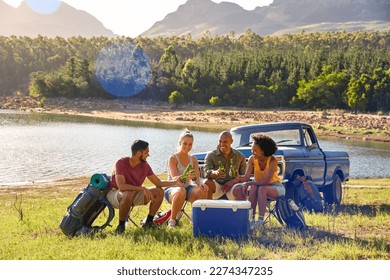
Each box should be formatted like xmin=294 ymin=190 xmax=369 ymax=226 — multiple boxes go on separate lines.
xmin=218 ymin=160 xmax=225 ymax=173
xmin=229 ymin=158 xmax=237 ymax=177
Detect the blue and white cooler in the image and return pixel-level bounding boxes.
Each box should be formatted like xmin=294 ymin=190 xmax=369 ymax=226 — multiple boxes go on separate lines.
xmin=192 ymin=199 xmax=252 ymax=240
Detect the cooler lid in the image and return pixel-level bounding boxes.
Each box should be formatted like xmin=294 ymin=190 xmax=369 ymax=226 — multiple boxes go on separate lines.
xmin=192 ymin=199 xmax=251 ymax=211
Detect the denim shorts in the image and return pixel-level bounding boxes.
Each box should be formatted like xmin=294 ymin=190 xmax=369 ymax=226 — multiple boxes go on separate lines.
xmin=268 ymin=181 xmax=286 ymax=196
xmin=164 ymin=185 xmax=195 ymax=203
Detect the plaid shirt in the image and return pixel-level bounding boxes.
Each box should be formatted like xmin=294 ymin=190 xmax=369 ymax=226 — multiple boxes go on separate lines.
xmin=203 ymin=146 xmax=246 ymax=185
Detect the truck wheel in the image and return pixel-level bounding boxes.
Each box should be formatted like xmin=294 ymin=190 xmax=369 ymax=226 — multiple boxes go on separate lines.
xmin=324 ymin=174 xmax=342 ymax=205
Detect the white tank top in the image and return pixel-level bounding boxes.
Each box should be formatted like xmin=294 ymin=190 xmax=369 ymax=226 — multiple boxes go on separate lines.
xmin=168 ymin=154 xmax=194 ymax=180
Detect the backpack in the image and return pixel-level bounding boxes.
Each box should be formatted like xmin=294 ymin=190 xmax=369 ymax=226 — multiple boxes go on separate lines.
xmin=275 ymin=196 xmax=307 ymax=230
xmin=140 ymin=209 xmax=172 ymax=226
xmin=294 ymin=177 xmax=323 ymax=213
xmin=153 ymin=209 xmax=172 ymax=224
xmin=60 ymin=173 xmax=115 ymax=237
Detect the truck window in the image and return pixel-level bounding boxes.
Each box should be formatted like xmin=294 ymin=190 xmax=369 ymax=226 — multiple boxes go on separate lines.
xmin=250 ymin=129 xmax=301 ymax=146
xmin=303 ymin=127 xmax=316 ymax=147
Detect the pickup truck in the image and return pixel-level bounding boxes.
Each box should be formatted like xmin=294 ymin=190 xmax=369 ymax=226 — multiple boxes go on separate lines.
xmin=194 ymin=122 xmax=350 ymax=205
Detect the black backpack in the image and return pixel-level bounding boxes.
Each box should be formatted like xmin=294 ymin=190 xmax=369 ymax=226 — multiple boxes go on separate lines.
xmin=60 ymin=173 xmax=115 ymax=237
xmin=275 ymin=196 xmax=307 ymax=230
xmin=289 ymin=177 xmax=323 ymax=213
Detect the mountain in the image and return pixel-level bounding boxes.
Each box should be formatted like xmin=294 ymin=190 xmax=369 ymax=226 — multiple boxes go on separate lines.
xmin=0 ymin=0 xmax=115 ymax=38
xmin=142 ymin=0 xmax=390 ymax=38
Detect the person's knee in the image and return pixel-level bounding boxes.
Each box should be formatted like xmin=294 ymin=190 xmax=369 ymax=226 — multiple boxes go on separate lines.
xmin=171 ymin=187 xmax=186 ymax=201
xmin=121 ymin=191 xmax=135 ymax=204
xmin=154 ymin=187 xmax=164 ymax=199
xmin=197 ymin=188 xmax=207 ymax=199
xmin=232 ymin=186 xmax=244 ymax=200
xmin=205 ymin=180 xmax=216 ymax=192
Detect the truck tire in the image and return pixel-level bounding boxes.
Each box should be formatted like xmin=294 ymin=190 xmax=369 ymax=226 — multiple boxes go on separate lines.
xmin=324 ymin=174 xmax=342 ymax=205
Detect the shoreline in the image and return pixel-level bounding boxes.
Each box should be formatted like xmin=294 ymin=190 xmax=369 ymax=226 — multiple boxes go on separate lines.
xmin=0 ymin=176 xmax=388 ymax=191
xmin=1 ymin=96 xmax=389 ymax=142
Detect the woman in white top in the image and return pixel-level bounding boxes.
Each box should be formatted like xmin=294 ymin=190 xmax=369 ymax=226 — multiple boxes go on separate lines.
xmin=164 ymin=129 xmax=208 ymax=228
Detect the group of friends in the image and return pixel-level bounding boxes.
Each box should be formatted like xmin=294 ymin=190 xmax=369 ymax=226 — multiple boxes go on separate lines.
xmin=106 ymin=129 xmax=286 ymax=234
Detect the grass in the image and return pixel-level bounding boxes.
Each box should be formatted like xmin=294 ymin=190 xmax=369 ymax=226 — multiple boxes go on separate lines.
xmin=0 ymin=176 xmax=389 ymax=260
xmin=348 ymin=178 xmax=390 ymax=187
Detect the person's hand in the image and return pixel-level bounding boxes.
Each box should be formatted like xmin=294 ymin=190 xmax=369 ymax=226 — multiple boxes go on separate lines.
xmin=142 ymin=187 xmax=154 ymax=203
xmin=242 ymin=182 xmax=252 ymax=195
xmin=221 ymin=181 xmax=235 ymax=193
xmin=216 ymin=169 xmax=226 ymax=179
xmin=188 ymin=172 xmax=196 ymax=180
xmin=174 ymin=176 xmax=186 ymax=188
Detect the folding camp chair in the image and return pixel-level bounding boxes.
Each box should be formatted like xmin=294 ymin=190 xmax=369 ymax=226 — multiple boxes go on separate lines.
xmin=175 ymin=200 xmax=192 ymax=223
xmin=126 ymin=204 xmax=139 ymax=228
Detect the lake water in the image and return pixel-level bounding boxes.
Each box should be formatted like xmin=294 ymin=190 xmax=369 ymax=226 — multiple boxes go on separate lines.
xmin=0 ymin=110 xmax=389 ymax=185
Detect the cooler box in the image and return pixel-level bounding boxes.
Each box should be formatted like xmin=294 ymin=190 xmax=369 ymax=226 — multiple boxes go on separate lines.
xmin=192 ymin=199 xmax=251 ymax=240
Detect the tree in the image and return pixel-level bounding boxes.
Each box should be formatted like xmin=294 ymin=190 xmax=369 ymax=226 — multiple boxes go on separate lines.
xmin=181 ymin=59 xmax=199 ymax=89
xmin=296 ymin=65 xmax=349 ymax=109
xmin=209 ymin=96 xmax=221 ymax=106
xmin=345 ymin=76 xmax=369 ymax=113
xmin=158 ymin=45 xmax=179 ymax=77
xmin=372 ymin=68 xmax=390 ymax=112
xmin=168 ymin=90 xmax=184 ymax=108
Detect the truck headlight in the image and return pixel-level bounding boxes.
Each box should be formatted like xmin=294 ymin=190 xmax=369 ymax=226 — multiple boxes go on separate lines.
xmin=275 ymin=156 xmax=285 ymax=179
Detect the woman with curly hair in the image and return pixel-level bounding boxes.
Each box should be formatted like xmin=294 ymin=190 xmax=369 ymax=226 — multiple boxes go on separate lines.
xmin=239 ymin=133 xmax=285 ymax=230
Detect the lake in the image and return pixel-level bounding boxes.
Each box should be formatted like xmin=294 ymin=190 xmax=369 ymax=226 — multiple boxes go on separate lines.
xmin=0 ymin=110 xmax=389 ymax=185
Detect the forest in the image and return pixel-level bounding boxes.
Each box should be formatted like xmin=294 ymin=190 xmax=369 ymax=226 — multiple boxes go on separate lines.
xmin=0 ymin=29 xmax=389 ymax=112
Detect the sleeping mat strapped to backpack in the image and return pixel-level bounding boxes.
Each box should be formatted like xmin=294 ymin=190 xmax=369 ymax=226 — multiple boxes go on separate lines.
xmin=60 ymin=173 xmax=115 ymax=237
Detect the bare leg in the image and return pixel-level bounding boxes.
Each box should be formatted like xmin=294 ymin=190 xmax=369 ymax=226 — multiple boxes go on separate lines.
xmin=169 ymin=187 xmax=186 ymax=220
xmin=232 ymin=184 xmax=246 ymax=200
xmin=204 ymin=179 xmax=216 ymax=199
xmin=187 ymin=185 xmax=207 ymax=204
xmin=148 ymin=187 xmax=164 ymax=216
xmin=118 ymin=191 xmax=135 ymax=222
xmin=248 ymin=185 xmax=258 ymax=218
xmin=257 ymin=186 xmax=279 ymax=217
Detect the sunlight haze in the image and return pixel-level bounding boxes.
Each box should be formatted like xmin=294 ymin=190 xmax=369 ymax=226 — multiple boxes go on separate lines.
xmin=3 ymin=0 xmax=274 ymax=37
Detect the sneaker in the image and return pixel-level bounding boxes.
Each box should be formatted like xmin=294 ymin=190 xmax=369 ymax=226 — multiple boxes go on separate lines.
xmin=250 ymin=219 xmax=264 ymax=231
xmin=115 ymin=224 xmax=125 ymax=235
xmin=167 ymin=219 xmax=176 ymax=228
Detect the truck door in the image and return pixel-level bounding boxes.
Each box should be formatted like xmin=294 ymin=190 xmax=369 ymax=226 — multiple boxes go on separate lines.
xmin=302 ymin=127 xmax=326 ymax=186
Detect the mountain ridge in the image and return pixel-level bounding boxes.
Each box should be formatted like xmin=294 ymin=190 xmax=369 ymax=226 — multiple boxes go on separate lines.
xmin=142 ymin=0 xmax=390 ymax=38
xmin=0 ymin=0 xmax=115 ymax=38
xmin=0 ymin=0 xmax=389 ymax=38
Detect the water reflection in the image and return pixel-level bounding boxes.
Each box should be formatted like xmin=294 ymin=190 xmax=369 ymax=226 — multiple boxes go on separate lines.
xmin=0 ymin=111 xmax=219 ymax=185
xmin=0 ymin=111 xmax=389 ymax=185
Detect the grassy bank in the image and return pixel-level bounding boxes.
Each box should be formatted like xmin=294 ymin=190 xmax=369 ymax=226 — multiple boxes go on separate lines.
xmin=0 ymin=177 xmax=389 ymax=260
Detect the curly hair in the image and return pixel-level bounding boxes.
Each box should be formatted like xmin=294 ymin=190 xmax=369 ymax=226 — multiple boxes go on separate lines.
xmin=252 ymin=133 xmax=278 ymax=157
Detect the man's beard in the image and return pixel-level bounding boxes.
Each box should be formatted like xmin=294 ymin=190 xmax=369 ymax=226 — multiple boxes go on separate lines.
xmin=140 ymin=155 xmax=147 ymax=163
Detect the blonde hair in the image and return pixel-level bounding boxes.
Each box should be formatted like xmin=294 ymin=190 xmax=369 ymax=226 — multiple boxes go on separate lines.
xmin=177 ymin=129 xmax=194 ymax=151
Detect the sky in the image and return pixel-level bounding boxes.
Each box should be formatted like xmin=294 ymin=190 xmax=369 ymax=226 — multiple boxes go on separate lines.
xmin=4 ymin=0 xmax=274 ymax=37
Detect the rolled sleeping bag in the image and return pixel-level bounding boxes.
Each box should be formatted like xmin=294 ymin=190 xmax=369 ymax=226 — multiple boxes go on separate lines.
xmin=90 ymin=173 xmax=110 ymax=189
